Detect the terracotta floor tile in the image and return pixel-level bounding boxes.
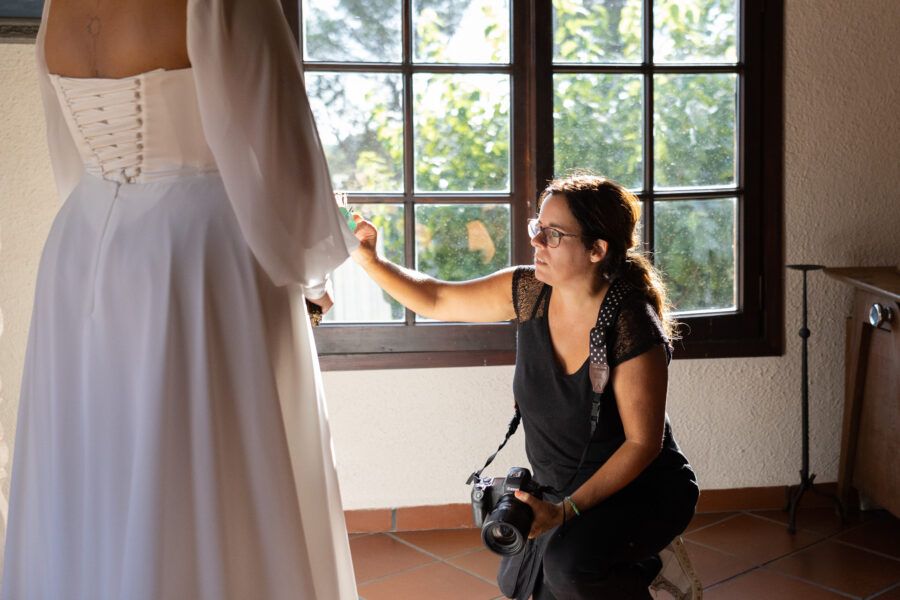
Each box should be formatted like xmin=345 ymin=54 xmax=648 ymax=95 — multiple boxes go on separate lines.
xmin=751 ymin=506 xmax=856 ymax=536
xmin=682 ymin=539 xmax=756 ymax=588
xmin=392 ymin=528 xmax=484 ymax=559
xmin=873 ymin=583 xmax=900 ymax=599
xmin=448 ymin=548 xmax=502 ymax=583
xmin=836 ymin=514 xmax=900 ymax=559
xmin=685 ymin=513 xmax=824 ymax=564
xmin=704 ymin=568 xmax=847 ymax=599
xmin=348 ymin=507 xmax=898 ymax=598
xmin=358 ymin=562 xmax=500 ymax=600
xmin=350 ymin=533 xmax=435 ymax=584
xmin=767 ymin=539 xmax=900 ymax=597
xmin=684 ymin=512 xmax=736 ymax=533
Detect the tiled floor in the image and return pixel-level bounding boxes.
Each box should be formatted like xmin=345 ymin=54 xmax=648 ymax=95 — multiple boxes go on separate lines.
xmin=349 ymin=507 xmax=900 ymax=599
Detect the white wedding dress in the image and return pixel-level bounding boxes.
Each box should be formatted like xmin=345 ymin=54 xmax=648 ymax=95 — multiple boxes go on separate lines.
xmin=1 ymin=0 xmax=359 ymax=598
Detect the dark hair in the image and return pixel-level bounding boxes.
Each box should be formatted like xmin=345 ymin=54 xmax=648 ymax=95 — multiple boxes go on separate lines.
xmin=538 ymin=174 xmax=679 ymax=340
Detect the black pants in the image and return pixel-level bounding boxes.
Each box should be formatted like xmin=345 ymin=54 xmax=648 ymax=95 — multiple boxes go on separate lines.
xmin=499 ymin=467 xmax=698 ymax=600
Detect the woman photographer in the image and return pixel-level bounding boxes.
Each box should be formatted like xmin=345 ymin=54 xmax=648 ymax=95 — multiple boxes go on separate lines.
xmin=351 ymin=174 xmax=699 ymax=599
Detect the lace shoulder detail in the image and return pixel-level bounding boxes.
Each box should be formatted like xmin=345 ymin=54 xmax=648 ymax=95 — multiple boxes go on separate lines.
xmin=512 ymin=266 xmax=547 ymax=322
xmin=610 ymin=292 xmax=672 ymax=366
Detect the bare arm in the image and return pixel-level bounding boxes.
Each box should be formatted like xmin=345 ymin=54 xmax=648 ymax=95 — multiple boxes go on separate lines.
xmin=352 ymin=216 xmax=516 ymax=323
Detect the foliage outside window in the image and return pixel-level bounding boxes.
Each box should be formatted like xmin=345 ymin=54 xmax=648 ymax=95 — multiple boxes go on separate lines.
xmin=302 ymin=0 xmax=513 ymax=329
xmin=296 ymin=0 xmax=783 ymax=367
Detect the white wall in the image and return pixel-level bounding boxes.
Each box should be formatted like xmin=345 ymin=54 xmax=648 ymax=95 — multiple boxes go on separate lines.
xmin=1 ymin=1 xmax=898 ymax=530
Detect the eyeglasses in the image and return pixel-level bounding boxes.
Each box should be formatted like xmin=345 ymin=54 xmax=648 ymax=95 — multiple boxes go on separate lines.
xmin=527 ymin=218 xmax=582 ymax=248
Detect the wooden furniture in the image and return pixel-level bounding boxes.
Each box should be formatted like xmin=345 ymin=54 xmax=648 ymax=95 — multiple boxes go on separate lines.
xmin=825 ymin=266 xmax=900 ymax=517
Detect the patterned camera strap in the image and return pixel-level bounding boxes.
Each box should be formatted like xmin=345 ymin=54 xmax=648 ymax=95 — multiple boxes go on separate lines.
xmin=588 ymin=277 xmax=633 ymax=436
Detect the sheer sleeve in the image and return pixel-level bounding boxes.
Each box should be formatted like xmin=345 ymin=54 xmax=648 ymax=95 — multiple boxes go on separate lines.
xmin=186 ymin=0 xmax=358 ymax=293
xmin=512 ymin=266 xmax=547 ymax=322
xmin=609 ymin=293 xmax=672 ymax=366
xmin=35 ymin=0 xmax=85 ymax=203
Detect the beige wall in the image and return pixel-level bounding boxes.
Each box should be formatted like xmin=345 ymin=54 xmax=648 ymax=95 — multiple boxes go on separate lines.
xmin=0 ymin=41 xmax=59 ymax=561
xmin=1 ymin=0 xmax=898 ymax=541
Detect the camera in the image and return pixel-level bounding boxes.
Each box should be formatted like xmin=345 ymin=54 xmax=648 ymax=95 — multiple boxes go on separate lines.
xmin=471 ymin=467 xmax=544 ymax=556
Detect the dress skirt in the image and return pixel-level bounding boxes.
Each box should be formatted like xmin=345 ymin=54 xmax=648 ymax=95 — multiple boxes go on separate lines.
xmin=2 ymin=172 xmax=355 ymax=599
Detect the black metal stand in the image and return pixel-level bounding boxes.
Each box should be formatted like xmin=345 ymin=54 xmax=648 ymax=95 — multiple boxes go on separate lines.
xmin=784 ymin=264 xmax=845 ymax=534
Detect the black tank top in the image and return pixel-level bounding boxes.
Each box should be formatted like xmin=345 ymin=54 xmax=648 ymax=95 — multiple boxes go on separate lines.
xmin=511 ymin=266 xmax=692 ymax=495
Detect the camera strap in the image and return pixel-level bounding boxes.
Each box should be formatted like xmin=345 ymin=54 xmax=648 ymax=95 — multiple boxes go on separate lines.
xmin=466 ymin=278 xmax=634 ymax=492
xmin=587 ymin=278 xmax=633 ymax=434
xmin=466 ymin=406 xmax=521 ymax=485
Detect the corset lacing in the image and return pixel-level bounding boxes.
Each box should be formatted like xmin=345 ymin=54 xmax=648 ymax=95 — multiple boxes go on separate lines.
xmin=55 ymin=76 xmax=145 ymax=184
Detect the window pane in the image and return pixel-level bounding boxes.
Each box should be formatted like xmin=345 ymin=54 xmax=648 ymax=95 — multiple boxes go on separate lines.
xmin=413 ymin=0 xmax=510 ymax=64
xmin=553 ymin=0 xmax=643 ymax=63
xmin=654 ymin=73 xmax=737 ymax=189
xmin=302 ymin=0 xmax=402 ymax=62
xmin=414 ymin=74 xmax=511 ymax=192
xmin=307 ymin=73 xmax=404 ymax=193
xmin=324 ymin=204 xmax=405 ymax=323
xmin=0 ymin=2 xmax=42 ymax=18
xmin=415 ymin=204 xmax=511 ymax=281
xmin=654 ymin=0 xmax=738 ymax=63
xmin=554 ymin=74 xmax=643 ymax=189
xmin=654 ymin=198 xmax=736 ymax=312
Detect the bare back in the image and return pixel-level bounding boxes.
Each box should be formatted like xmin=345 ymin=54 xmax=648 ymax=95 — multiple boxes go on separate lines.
xmin=44 ymin=0 xmax=190 ymax=78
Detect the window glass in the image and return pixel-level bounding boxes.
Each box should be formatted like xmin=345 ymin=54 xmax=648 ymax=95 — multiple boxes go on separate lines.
xmin=413 ymin=0 xmax=510 ymax=63
xmin=654 ymin=0 xmax=738 ymax=63
xmin=654 ymin=198 xmax=737 ymax=312
xmin=654 ymin=73 xmax=737 ymax=189
xmin=307 ymin=72 xmax=404 ymax=192
xmin=415 ymin=204 xmax=511 ymax=281
xmin=552 ymin=0 xmax=643 ymax=63
xmin=414 ymin=74 xmax=511 ymax=192
xmin=554 ymin=73 xmax=643 ymax=188
xmin=302 ymin=0 xmax=402 ymax=62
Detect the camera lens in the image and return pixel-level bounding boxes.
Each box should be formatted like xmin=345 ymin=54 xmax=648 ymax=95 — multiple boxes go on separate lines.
xmin=481 ymin=493 xmax=533 ymax=556
xmin=485 ymin=523 xmax=518 ymax=546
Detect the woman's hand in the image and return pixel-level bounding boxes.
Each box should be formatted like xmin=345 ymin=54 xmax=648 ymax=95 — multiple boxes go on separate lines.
xmin=351 ymin=213 xmax=378 ymax=267
xmin=306 ymin=291 xmax=333 ymax=314
xmin=514 ymin=491 xmax=565 ymax=539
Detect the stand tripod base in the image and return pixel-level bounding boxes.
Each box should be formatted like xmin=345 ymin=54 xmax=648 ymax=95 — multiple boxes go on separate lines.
xmin=784 ymin=472 xmax=845 ymax=534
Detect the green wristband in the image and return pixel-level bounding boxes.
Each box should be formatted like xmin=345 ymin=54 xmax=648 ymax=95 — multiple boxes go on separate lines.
xmin=564 ymin=496 xmax=581 ymax=517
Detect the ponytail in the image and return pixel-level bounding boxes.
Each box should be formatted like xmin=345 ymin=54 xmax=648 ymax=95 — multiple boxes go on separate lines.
xmin=619 ymin=250 xmax=679 ymax=341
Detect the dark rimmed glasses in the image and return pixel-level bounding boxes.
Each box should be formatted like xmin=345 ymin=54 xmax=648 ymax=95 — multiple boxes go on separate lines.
xmin=527 ymin=218 xmax=582 ymax=248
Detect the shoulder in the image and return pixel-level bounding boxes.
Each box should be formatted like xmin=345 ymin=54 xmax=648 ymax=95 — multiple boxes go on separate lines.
xmin=610 ymin=290 xmax=672 ymax=366
xmin=512 ymin=266 xmax=547 ymax=322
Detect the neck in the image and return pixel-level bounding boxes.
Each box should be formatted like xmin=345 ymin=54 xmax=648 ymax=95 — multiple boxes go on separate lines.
xmin=551 ymin=274 xmax=608 ymax=313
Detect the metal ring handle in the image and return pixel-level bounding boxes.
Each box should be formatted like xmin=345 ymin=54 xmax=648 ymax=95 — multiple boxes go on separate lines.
xmin=869 ymin=303 xmax=893 ymax=328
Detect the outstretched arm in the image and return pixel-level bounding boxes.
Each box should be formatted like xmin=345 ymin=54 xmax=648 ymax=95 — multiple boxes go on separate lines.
xmin=352 ymin=215 xmax=517 ymax=323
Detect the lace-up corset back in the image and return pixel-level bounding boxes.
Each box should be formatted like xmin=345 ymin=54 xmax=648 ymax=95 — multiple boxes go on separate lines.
xmin=48 ymin=68 xmax=217 ymax=184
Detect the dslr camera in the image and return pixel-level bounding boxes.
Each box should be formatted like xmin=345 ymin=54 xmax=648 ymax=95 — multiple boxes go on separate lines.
xmin=471 ymin=467 xmax=544 ymax=556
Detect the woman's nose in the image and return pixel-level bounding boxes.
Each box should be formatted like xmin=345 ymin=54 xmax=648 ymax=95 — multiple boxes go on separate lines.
xmin=530 ymin=230 xmax=546 ymax=249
